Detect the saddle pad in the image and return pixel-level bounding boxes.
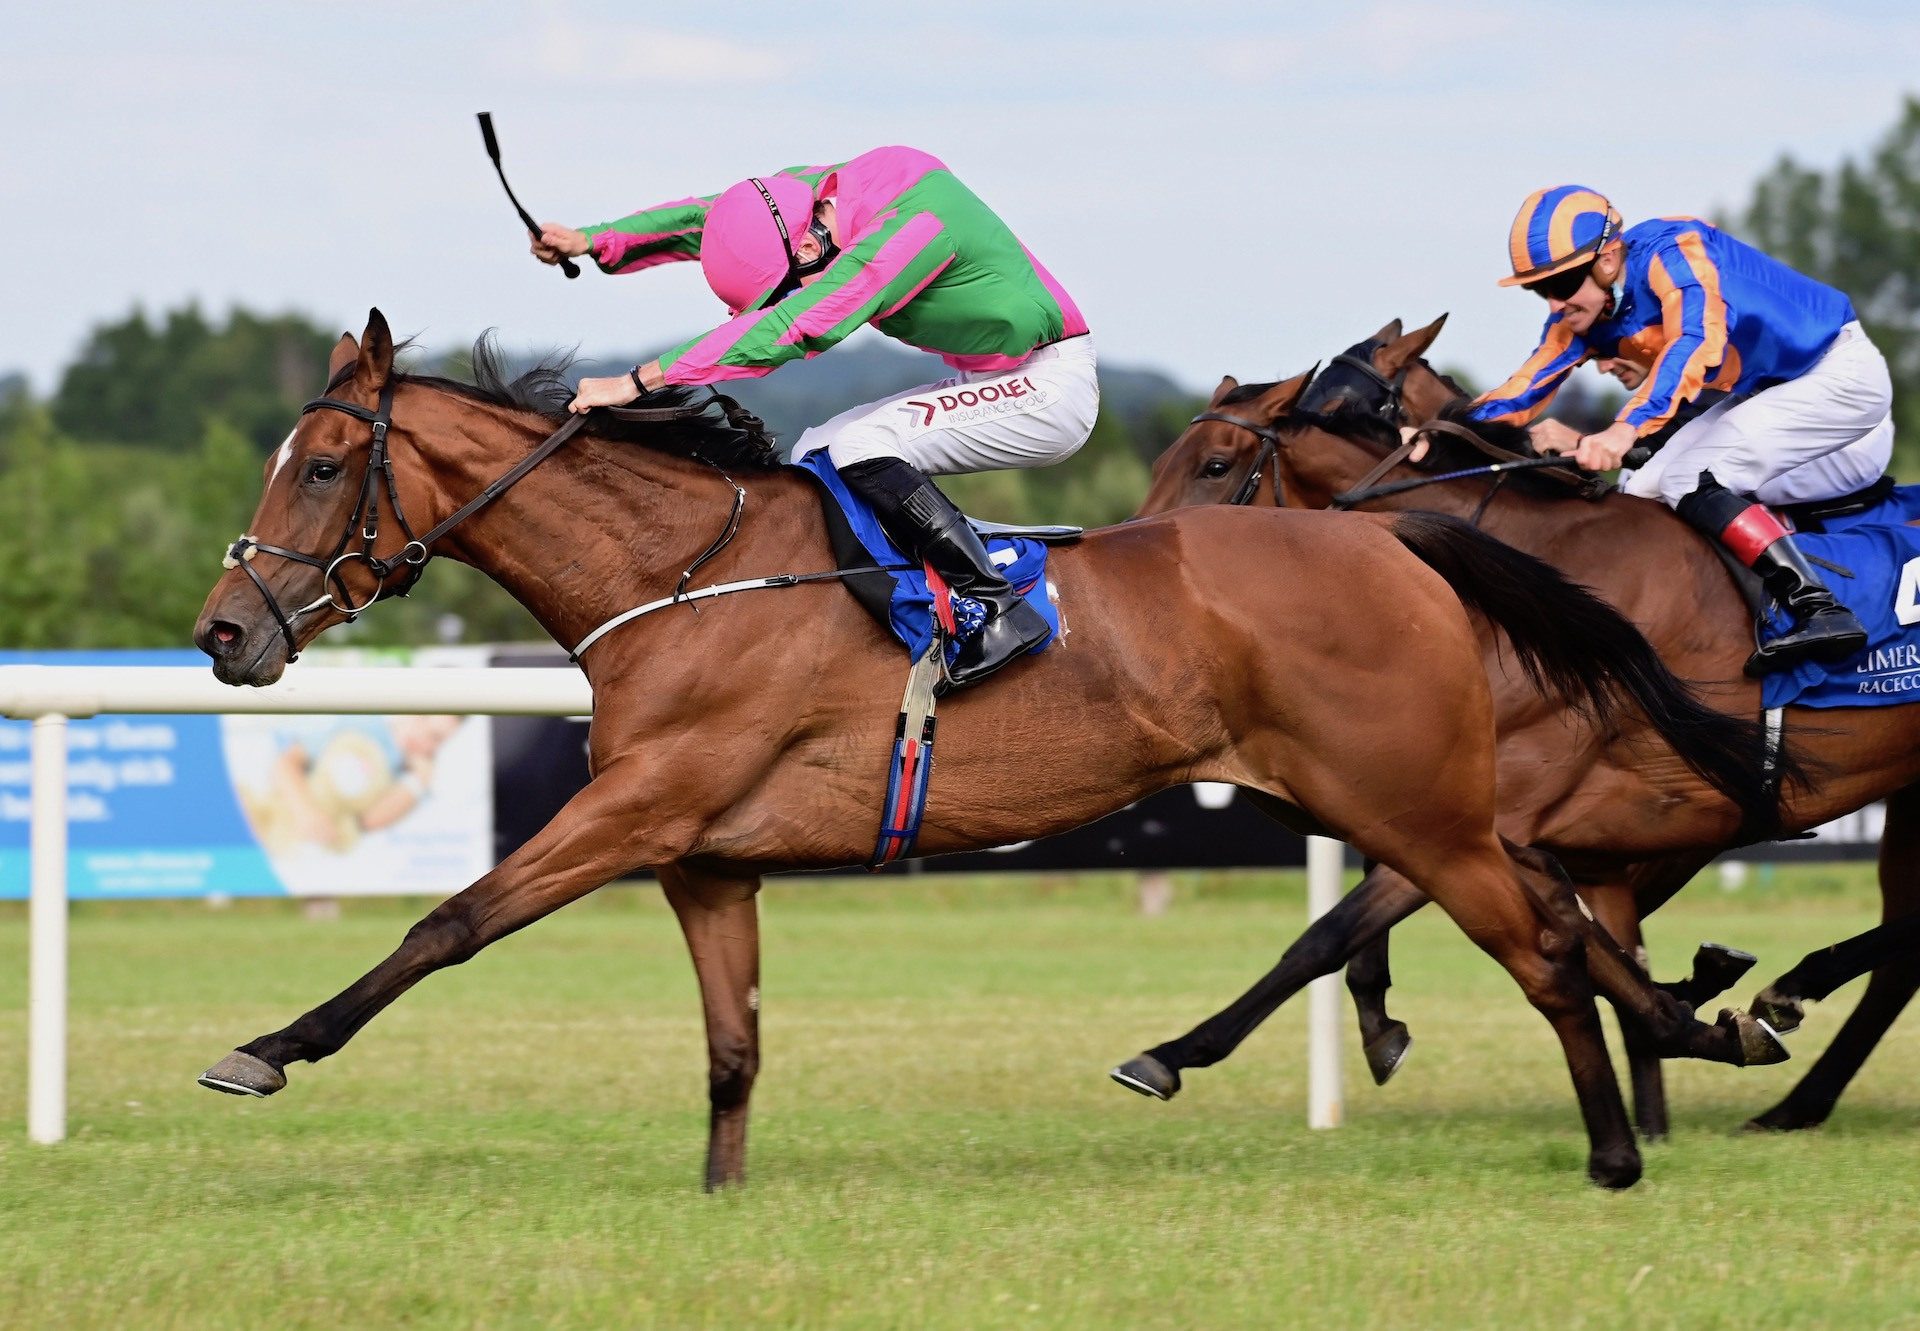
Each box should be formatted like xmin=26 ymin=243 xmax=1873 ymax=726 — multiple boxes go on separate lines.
xmin=1761 ymin=514 xmax=1920 ymax=709
xmin=793 ymin=453 xmax=1060 ymax=663
xmin=1795 ymin=480 xmax=1920 ymax=535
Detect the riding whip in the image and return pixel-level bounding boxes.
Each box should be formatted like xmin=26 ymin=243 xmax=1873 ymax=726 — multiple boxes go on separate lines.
xmin=477 ymin=112 xmax=579 ymax=279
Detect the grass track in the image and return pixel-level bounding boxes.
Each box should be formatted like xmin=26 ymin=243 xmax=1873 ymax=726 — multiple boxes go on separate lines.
xmin=1 ymin=867 xmax=1916 ymax=1330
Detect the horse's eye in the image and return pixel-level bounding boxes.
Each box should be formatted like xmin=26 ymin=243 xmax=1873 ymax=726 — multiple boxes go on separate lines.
xmin=1202 ymin=457 xmax=1233 ymax=478
xmin=305 ymin=460 xmax=342 ymax=486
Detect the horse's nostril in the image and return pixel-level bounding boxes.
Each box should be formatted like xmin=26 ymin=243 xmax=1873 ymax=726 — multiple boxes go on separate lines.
xmin=200 ymin=620 xmax=245 ymax=659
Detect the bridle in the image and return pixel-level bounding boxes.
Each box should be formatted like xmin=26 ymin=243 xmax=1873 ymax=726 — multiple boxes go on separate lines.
xmin=221 ymin=380 xmax=430 ymax=663
xmin=1187 ymin=411 xmax=1285 ymax=506
xmin=221 ymin=381 xmax=742 ymax=664
xmin=1181 ymin=341 xmax=1620 ymax=522
xmin=1298 ymin=338 xmax=1410 ymax=423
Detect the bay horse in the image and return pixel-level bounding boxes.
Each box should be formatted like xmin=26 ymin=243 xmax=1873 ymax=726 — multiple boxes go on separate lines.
xmin=1127 ymin=315 xmax=1920 ymax=1139
xmin=193 ymin=311 xmax=1779 ymax=1190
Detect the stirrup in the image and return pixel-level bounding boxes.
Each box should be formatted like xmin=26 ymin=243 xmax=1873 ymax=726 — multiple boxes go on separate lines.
xmin=939 ymin=600 xmax=1050 ymax=694
xmin=1744 ymin=607 xmax=1868 ymax=677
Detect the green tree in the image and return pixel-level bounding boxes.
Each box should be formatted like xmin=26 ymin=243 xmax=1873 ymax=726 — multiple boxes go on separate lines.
xmin=1738 ymin=97 xmax=1920 ymax=475
xmin=52 ymin=305 xmax=337 ymax=453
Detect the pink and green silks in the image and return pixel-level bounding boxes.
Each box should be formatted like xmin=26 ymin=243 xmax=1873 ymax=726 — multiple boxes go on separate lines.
xmin=578 ymin=146 xmax=1088 ymax=386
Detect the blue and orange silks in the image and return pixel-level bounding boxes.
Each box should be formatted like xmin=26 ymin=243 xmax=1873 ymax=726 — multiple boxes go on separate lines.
xmin=1472 ymin=217 xmax=1858 ymax=440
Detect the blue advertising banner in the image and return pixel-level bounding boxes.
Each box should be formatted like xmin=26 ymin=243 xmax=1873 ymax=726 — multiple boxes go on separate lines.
xmin=0 ymin=649 xmax=493 ymax=899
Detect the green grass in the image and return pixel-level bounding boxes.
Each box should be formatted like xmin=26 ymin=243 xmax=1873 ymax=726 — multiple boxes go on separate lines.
xmin=1 ymin=866 xmax=1916 ymax=1330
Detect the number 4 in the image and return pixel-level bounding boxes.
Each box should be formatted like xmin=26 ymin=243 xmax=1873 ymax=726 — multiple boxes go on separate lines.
xmin=1897 ymin=557 xmax=1920 ymax=627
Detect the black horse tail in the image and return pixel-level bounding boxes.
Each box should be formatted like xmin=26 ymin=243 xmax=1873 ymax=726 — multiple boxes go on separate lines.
xmin=1389 ymin=511 xmax=1789 ymax=836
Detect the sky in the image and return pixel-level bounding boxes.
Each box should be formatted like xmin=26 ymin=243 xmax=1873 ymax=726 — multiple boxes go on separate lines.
xmin=4 ymin=1 xmax=1918 ymax=398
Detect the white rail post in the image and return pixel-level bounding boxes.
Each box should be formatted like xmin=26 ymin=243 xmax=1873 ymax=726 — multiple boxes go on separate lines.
xmin=2 ymin=664 xmax=600 ymax=1144
xmin=1305 ymin=836 xmax=1344 ymax=1129
xmin=28 ymin=714 xmax=69 ymax=1145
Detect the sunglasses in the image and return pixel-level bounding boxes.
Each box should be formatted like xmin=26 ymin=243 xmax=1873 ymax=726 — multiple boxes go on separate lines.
xmin=1525 ymin=262 xmax=1595 ymax=302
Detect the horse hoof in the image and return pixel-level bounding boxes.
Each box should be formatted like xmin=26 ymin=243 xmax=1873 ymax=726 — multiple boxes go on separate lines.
xmin=1110 ymin=1054 xmax=1181 ymax=1101
xmin=1689 ymin=942 xmax=1757 ymax=1000
xmin=1749 ymin=985 xmax=1805 ymax=1035
xmin=1719 ymin=1009 xmax=1790 ymax=1066
xmin=1588 ymin=1146 xmax=1643 ymax=1190
xmin=197 ymin=1050 xmax=286 ymax=1097
xmin=1364 ymin=1024 xmax=1413 ymax=1086
xmin=1742 ymin=1104 xmax=1828 ymax=1134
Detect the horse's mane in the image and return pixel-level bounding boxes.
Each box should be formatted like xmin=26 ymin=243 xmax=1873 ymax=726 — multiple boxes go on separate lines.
xmin=1215 ymin=378 xmax=1582 ymax=502
xmin=326 ymin=332 xmax=784 ymax=472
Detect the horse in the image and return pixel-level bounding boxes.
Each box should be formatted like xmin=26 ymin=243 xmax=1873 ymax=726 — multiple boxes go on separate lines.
xmin=191 ymin=310 xmax=1782 ymax=1190
xmin=1126 ymin=316 xmax=1920 ymax=1139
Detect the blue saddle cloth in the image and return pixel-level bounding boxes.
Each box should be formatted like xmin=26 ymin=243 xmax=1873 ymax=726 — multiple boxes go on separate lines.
xmin=1761 ymin=483 xmax=1920 ymax=709
xmin=795 ymin=453 xmax=1060 ymax=663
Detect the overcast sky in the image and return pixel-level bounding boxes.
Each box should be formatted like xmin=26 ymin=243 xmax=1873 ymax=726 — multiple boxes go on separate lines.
xmin=5 ymin=2 xmax=1916 ymax=397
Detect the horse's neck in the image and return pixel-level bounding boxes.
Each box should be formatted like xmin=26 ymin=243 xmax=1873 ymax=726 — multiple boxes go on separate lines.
xmin=418 ymin=414 xmax=827 ymax=660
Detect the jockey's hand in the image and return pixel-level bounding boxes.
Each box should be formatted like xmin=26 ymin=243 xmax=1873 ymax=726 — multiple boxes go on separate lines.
xmin=1528 ymin=417 xmax=1582 ymax=456
xmin=1594 ymin=357 xmax=1648 ymax=390
xmin=567 ymin=362 xmax=665 ymax=414
xmin=532 ymin=222 xmax=590 ymax=265
xmin=1401 ymin=424 xmax=1430 ymax=463
xmin=1574 ymin=420 xmax=1640 ymax=472
xmin=567 ymin=375 xmax=639 ymax=414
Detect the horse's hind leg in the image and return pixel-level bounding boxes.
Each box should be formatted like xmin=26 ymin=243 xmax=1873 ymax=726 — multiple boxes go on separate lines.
xmin=1111 ymin=867 xmax=1429 ymax=1100
xmin=1748 ymin=782 xmax=1920 ymax=1132
xmin=1502 ymin=843 xmax=1784 ymax=1070
xmin=198 ymin=763 xmax=663 ymax=1095
xmin=1584 ymin=881 xmax=1669 ymax=1140
xmin=660 ymin=863 xmax=762 ymax=1190
xmin=1370 ymin=831 xmax=1641 ymax=1188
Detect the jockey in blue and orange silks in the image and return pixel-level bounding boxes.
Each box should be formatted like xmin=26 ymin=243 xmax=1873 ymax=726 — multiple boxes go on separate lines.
xmin=1468 ymin=185 xmax=1890 ymax=675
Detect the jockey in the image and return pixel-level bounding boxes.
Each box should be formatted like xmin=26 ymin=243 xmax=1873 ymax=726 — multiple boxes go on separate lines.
xmin=538 ymin=146 xmax=1097 ymax=690
xmin=1470 ymin=185 xmax=1890 ymax=675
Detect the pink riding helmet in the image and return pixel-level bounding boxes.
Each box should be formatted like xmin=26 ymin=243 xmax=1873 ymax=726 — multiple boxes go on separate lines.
xmin=701 ymin=174 xmax=820 ymax=315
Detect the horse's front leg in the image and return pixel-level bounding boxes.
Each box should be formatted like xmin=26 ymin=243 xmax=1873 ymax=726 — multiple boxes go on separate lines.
xmin=1345 ymin=931 xmax=1414 ymax=1086
xmin=198 ymin=761 xmax=667 ymax=1096
xmin=659 ymin=863 xmax=762 ymax=1191
xmin=1111 ymin=866 xmax=1430 ymax=1100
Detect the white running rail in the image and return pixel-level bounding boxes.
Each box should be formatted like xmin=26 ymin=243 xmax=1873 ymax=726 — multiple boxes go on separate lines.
xmin=4 ymin=665 xmax=1347 ymax=1143
xmin=0 ymin=665 xmax=593 ymax=1145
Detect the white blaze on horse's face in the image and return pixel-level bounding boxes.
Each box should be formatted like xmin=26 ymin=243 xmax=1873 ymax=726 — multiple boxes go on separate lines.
xmin=267 ymin=428 xmax=298 ymax=488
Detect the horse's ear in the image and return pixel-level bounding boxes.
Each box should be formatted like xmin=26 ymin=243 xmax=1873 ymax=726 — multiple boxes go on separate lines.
xmin=1208 ymin=374 xmax=1239 ymax=408
xmin=1256 ymin=364 xmax=1319 ymax=419
xmin=1378 ymin=313 xmax=1449 ymax=376
xmin=355 ymin=308 xmax=395 ymax=388
xmin=327 ymin=333 xmax=359 ymax=383
xmin=1370 ymin=317 xmax=1404 ymax=344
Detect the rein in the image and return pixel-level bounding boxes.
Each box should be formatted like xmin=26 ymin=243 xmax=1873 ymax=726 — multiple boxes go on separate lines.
xmin=1330 ymin=420 xmax=1650 ymax=510
xmin=222 ymin=386 xmax=761 ymax=663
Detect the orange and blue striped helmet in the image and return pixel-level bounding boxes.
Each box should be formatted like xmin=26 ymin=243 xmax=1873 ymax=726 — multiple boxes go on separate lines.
xmin=1500 ymin=185 xmax=1623 ymax=287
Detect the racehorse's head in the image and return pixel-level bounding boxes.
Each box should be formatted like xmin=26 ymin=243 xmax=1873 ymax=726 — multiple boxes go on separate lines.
xmin=1134 ymin=368 xmax=1314 ymax=517
xmin=195 ymin=309 xmax=423 ymax=686
xmin=1137 ymin=317 xmax=1473 ymax=518
xmin=1296 ymin=315 xmax=1457 ymax=424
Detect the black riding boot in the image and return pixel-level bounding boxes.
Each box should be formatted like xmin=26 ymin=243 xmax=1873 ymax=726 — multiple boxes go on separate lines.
xmin=1675 ymin=471 xmax=1867 ymax=677
xmin=840 ymin=457 xmax=1051 ymax=691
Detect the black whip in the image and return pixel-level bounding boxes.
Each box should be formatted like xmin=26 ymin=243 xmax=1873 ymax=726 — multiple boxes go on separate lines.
xmin=477 ymin=112 xmax=579 ymax=279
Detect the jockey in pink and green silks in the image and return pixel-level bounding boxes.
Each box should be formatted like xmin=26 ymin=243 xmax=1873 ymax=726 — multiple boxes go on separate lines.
xmin=536 ymin=146 xmax=1098 ymax=692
